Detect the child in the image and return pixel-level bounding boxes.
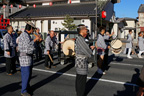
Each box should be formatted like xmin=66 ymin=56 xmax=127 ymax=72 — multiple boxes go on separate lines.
xmin=138 ymin=32 xmax=144 ymax=58
xmin=125 ymin=29 xmax=133 ymax=59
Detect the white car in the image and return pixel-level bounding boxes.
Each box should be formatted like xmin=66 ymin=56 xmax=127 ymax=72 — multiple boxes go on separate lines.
xmin=0 ymin=29 xmax=7 ymax=53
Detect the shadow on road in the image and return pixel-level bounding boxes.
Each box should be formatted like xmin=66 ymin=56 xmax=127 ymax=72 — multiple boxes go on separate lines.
xmin=114 ymin=68 xmax=140 ymax=96
xmin=107 ymin=54 xmax=124 ymax=64
xmin=85 ymin=54 xmax=119 ymax=95
xmin=31 ymin=62 xmax=75 ymax=95
xmin=104 ymin=54 xmax=123 ymax=71
xmin=0 ymin=81 xmax=21 ymax=96
xmin=85 ymin=72 xmax=103 ymax=95
xmin=0 ymin=75 xmax=37 ymax=96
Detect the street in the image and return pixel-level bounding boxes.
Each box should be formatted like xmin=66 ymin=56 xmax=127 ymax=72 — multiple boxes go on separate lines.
xmin=0 ymin=0 xmax=143 ymax=96
xmin=0 ymin=53 xmax=143 ymax=96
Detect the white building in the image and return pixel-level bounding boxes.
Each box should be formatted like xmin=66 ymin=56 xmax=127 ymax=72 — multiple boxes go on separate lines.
xmin=113 ymin=17 xmax=138 ymax=40
xmin=123 ymin=18 xmax=137 ymax=39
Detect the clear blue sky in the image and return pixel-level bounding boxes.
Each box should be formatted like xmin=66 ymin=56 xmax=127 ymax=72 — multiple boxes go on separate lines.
xmin=114 ymin=0 xmax=144 ymax=18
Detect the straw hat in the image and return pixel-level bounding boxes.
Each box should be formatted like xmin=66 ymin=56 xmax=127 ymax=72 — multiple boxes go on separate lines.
xmin=25 ymin=21 xmax=36 ymax=29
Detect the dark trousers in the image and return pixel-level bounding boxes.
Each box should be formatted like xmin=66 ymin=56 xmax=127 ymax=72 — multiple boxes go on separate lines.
xmin=15 ymin=48 xmax=19 ymax=64
xmin=36 ymin=46 xmax=42 ymax=60
xmin=45 ymin=54 xmax=53 ymax=68
xmin=104 ymin=49 xmax=109 ymax=66
xmin=6 ymin=57 xmax=16 ymax=74
xmin=75 ymin=74 xmax=87 ymax=96
xmin=21 ymin=66 xmax=32 ymax=93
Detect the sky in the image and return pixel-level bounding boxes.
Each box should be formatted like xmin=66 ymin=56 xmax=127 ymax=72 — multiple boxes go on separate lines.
xmin=114 ymin=0 xmax=144 ymax=18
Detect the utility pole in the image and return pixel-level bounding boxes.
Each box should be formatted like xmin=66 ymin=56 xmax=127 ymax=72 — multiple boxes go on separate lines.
xmin=95 ymin=0 xmax=98 ymax=39
xmin=94 ymin=0 xmax=98 ymax=65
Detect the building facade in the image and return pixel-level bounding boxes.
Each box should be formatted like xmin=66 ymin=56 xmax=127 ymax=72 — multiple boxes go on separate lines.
xmin=138 ymin=4 xmax=144 ymax=31
xmin=123 ymin=18 xmax=137 ymax=39
xmin=112 ymin=17 xmax=139 ymax=41
xmin=0 ymin=0 xmax=120 ymax=40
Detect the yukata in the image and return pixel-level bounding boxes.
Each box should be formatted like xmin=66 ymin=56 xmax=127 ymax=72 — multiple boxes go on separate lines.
xmin=33 ymin=32 xmax=43 ymax=60
xmin=125 ymin=34 xmax=133 ymax=57
xmin=4 ymin=33 xmax=16 ymax=74
xmin=138 ymin=37 xmax=144 ymax=56
xmin=18 ymin=31 xmax=35 ymax=94
xmin=44 ymin=35 xmax=59 ymax=68
xmin=96 ymin=33 xmax=107 ymax=71
xmin=97 ymin=34 xmax=107 ymax=56
xmin=75 ymin=34 xmax=92 ymax=96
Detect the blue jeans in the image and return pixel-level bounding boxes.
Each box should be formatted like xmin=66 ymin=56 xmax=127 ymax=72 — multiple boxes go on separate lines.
xmin=21 ymin=66 xmax=32 ymax=93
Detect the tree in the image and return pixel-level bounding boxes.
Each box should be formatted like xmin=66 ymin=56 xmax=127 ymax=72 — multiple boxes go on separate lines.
xmin=62 ymin=15 xmax=76 ymax=31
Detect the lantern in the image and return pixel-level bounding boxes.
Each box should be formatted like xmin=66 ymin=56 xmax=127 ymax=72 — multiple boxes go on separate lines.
xmin=3 ymin=5 xmax=6 ymax=9
xmin=19 ymin=4 xmax=22 ymax=9
xmin=102 ymin=11 xmax=106 ymax=19
xmin=49 ymin=2 xmax=53 ymax=6
xmin=33 ymin=4 xmax=36 ymax=8
xmin=10 ymin=4 xmax=13 ymax=8
xmin=69 ymin=0 xmax=71 ymax=4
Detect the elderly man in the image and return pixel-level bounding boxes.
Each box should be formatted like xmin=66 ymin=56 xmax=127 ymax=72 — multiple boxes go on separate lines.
xmin=34 ymin=28 xmax=43 ymax=61
xmin=75 ymin=24 xmax=94 ymax=96
xmin=44 ymin=30 xmax=59 ymax=69
xmin=4 ymin=25 xmax=16 ymax=75
xmin=18 ymin=22 xmax=40 ymax=96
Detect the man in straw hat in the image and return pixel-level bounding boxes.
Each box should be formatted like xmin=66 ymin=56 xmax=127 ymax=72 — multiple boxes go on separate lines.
xmin=18 ymin=21 xmax=40 ymax=96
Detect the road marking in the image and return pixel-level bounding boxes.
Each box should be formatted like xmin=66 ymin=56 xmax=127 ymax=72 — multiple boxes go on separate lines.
xmin=33 ymin=68 xmax=138 ymax=87
xmin=110 ymin=62 xmax=143 ymax=67
xmin=0 ymin=63 xmax=139 ymax=87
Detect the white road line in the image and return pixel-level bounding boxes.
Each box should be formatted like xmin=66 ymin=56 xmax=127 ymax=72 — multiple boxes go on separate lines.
xmin=33 ymin=68 xmax=138 ymax=87
xmin=0 ymin=63 xmax=139 ymax=87
xmin=110 ymin=62 xmax=143 ymax=67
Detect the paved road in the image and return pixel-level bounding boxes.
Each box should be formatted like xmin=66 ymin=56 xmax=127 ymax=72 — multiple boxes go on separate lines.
xmin=0 ymin=54 xmax=143 ymax=96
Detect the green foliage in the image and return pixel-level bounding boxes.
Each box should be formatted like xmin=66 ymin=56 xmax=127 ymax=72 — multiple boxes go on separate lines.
xmin=62 ymin=15 xmax=76 ymax=31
